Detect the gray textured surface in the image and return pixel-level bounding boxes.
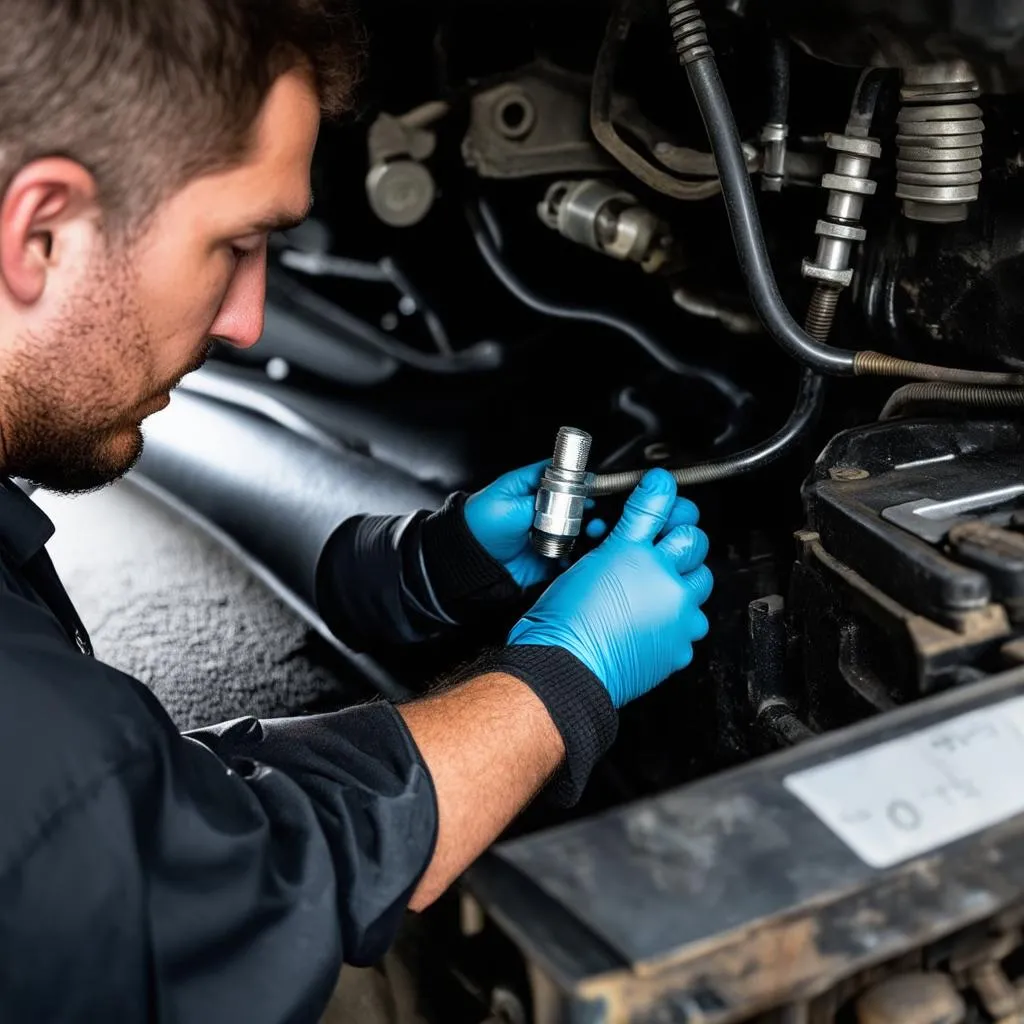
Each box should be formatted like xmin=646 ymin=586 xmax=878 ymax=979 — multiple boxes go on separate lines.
xmin=36 ymin=480 xmax=353 ymax=730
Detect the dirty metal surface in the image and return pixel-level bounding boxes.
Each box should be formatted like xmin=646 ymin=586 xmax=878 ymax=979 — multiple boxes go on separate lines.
xmin=36 ymin=482 xmax=369 ymax=729
xmin=489 ymin=666 xmax=1024 ymax=1021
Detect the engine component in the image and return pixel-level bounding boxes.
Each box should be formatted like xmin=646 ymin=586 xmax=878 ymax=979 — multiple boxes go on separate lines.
xmin=796 ymin=418 xmax=1022 ymax=727
xmin=462 ymin=64 xmax=614 ymax=180
xmin=747 ymin=595 xmax=817 ymax=746
xmin=365 ymin=101 xmax=448 ymax=227
xmin=855 ymin=973 xmax=966 ymax=1024
xmin=896 ymin=62 xmax=985 ymax=223
xmin=801 ymin=71 xmax=883 ymax=348
xmin=665 ymin=0 xmax=1024 ymax=388
xmin=768 ymin=0 xmax=1024 ymax=94
xmin=537 ymin=179 xmax=673 ymax=271
xmin=801 ymin=133 xmax=880 ymax=291
xmin=467 ymin=200 xmax=753 ymax=425
xmin=531 ymin=427 xmax=593 ymax=559
xmin=592 ymin=0 xmax=724 ymax=201
xmin=760 ymin=123 xmax=788 ymax=193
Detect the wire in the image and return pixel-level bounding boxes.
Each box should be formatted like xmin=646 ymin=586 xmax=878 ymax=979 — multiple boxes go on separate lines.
xmin=467 ymin=199 xmax=754 ymax=432
xmin=766 ymin=36 xmax=790 ymax=126
xmin=590 ymin=368 xmax=823 ymax=494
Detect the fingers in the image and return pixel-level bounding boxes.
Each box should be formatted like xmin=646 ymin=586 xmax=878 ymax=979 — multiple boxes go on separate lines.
xmin=682 ymin=564 xmax=714 ymax=606
xmin=585 ymin=518 xmax=608 ymax=540
xmin=611 ymin=469 xmax=677 ymax=544
xmin=656 ymin=525 xmax=709 ymax=574
xmin=689 ymin=610 xmax=710 ymax=642
xmin=657 ymin=497 xmax=700 ymax=538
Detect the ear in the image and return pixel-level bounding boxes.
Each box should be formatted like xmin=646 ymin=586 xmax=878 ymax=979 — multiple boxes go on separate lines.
xmin=0 ymin=158 xmax=99 ymax=306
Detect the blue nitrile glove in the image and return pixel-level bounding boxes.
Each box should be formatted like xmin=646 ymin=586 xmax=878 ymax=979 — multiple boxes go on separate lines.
xmin=507 ymin=468 xmax=713 ymax=708
xmin=464 ymin=460 xmax=607 ymax=589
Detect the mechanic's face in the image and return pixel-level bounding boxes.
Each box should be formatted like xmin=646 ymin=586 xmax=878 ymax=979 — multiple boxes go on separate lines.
xmin=0 ymin=69 xmax=320 ymax=492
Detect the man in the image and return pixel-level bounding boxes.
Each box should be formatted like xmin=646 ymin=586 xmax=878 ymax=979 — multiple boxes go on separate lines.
xmin=0 ymin=2 xmax=712 ymax=1021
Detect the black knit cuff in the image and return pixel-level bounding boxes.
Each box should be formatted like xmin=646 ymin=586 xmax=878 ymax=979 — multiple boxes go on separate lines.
xmin=419 ymin=492 xmax=521 ymax=623
xmin=475 ymin=645 xmax=618 ymax=807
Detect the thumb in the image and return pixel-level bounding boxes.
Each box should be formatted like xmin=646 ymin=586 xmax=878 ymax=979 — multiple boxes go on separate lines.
xmin=501 ymin=460 xmax=549 ymax=497
xmin=611 ymin=469 xmax=677 ymax=544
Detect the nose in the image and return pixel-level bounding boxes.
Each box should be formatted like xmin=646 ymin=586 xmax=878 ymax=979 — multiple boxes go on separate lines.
xmin=209 ymin=245 xmax=267 ymax=350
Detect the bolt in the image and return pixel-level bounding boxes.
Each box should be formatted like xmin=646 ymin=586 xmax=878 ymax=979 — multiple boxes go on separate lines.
xmin=829 ymin=467 xmax=870 ymax=481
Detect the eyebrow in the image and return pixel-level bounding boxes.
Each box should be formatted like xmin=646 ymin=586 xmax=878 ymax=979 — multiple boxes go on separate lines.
xmin=249 ymin=193 xmax=315 ymax=235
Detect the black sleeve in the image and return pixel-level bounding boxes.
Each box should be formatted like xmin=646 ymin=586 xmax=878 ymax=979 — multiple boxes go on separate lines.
xmin=315 ymin=492 xmax=520 ymax=652
xmin=0 ymin=613 xmax=437 ymax=1024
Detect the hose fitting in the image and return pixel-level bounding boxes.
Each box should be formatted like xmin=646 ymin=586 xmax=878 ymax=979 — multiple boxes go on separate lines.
xmin=667 ymin=0 xmax=712 ymax=64
xmin=532 ymin=427 xmax=595 ymax=558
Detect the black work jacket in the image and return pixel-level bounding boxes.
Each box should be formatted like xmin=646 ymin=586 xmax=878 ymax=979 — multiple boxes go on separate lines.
xmin=0 ymin=479 xmax=518 ymax=1024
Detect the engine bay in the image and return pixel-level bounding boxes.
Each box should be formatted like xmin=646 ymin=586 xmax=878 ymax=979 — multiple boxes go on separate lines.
xmin=99 ymin=0 xmax=1024 ymax=1020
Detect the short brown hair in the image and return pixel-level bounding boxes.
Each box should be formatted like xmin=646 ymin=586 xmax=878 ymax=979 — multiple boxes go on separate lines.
xmin=0 ymin=0 xmax=363 ymax=227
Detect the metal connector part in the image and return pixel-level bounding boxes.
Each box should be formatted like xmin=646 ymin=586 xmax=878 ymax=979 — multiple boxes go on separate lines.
xmin=760 ymin=122 xmax=788 ymax=193
xmin=538 ymin=180 xmax=673 ymax=272
xmin=532 ymin=427 xmax=594 ymax=559
xmin=802 ymin=132 xmax=880 ymax=289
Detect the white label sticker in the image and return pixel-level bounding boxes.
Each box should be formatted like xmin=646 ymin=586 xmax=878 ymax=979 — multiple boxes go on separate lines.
xmin=784 ymin=694 xmax=1024 ymax=869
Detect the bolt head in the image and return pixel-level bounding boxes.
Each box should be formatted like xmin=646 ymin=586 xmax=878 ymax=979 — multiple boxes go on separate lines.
xmin=829 ymin=467 xmax=870 ymax=481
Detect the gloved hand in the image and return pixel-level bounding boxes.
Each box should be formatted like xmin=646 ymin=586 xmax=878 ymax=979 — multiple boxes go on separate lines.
xmin=507 ymin=468 xmax=713 ymax=707
xmin=464 ymin=460 xmax=606 ymax=589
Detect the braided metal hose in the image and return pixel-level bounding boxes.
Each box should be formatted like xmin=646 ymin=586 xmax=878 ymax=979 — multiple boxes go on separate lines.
xmin=854 ymin=351 xmax=1024 ymax=386
xmin=590 ymin=370 xmax=824 ymax=495
xmin=879 ymin=383 xmax=1024 ymax=420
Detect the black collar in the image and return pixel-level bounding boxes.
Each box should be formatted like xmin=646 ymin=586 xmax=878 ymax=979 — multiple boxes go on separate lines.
xmin=0 ymin=478 xmax=55 ymax=567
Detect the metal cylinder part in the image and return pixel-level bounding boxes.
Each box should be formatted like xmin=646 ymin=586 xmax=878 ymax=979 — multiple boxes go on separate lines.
xmin=538 ymin=180 xmax=672 ymax=270
xmin=802 ymin=132 xmax=879 ymax=289
xmin=365 ymin=160 xmax=436 ymax=227
xmin=897 ymin=63 xmax=984 ymax=223
xmin=760 ymin=122 xmax=788 ymax=192
xmin=531 ymin=427 xmax=594 ymax=559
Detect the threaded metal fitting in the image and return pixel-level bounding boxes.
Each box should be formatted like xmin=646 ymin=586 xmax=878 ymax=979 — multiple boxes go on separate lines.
xmin=804 ymin=285 xmax=842 ymax=342
xmin=531 ymin=427 xmax=594 ymax=558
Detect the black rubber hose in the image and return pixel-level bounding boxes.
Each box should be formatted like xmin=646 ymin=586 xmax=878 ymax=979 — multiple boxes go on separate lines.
xmin=467 ymin=200 xmax=754 ymax=422
xmin=591 ymin=369 xmax=823 ymax=494
xmin=848 ymin=67 xmax=887 ymax=134
xmin=682 ymin=55 xmax=857 ymax=375
xmin=767 ymin=36 xmax=790 ymax=126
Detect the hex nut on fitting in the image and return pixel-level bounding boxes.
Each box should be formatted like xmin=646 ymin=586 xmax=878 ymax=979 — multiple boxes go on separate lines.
xmin=531 ymin=427 xmax=594 ymax=558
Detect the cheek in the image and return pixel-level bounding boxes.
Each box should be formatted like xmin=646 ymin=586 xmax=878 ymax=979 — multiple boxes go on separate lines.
xmin=142 ymin=255 xmax=235 ymax=349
